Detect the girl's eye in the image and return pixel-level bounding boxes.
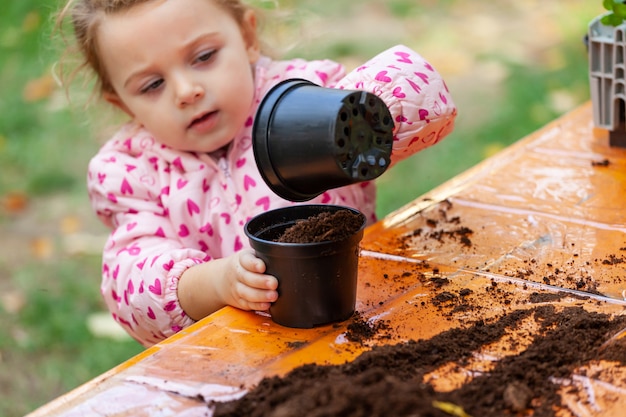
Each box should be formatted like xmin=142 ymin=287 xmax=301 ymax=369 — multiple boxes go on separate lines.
xmin=196 ymin=50 xmax=216 ymax=63
xmin=141 ymin=79 xmax=164 ymax=94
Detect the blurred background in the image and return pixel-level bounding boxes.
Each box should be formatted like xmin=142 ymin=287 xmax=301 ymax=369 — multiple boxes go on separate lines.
xmin=0 ymin=0 xmax=602 ymax=415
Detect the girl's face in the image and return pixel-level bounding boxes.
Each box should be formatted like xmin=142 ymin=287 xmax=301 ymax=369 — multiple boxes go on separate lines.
xmin=98 ymin=0 xmax=260 ymax=153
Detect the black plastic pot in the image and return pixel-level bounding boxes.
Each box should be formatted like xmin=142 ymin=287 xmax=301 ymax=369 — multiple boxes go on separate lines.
xmin=244 ymin=204 xmax=366 ymax=328
xmin=253 ymin=78 xmax=395 ymax=202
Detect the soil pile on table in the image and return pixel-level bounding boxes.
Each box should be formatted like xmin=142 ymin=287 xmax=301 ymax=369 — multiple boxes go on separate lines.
xmin=212 ymin=305 xmax=626 ymax=417
xmin=344 ymin=311 xmax=391 ymax=344
xmin=277 ymin=209 xmax=364 ymax=243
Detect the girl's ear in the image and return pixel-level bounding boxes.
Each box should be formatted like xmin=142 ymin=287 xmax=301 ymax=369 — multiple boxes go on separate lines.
xmin=242 ymin=9 xmax=260 ymax=63
xmin=103 ymin=92 xmax=134 ymax=117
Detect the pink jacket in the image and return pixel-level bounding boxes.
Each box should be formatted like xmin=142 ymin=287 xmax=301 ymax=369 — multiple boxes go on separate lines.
xmin=88 ymin=45 xmax=457 ymax=346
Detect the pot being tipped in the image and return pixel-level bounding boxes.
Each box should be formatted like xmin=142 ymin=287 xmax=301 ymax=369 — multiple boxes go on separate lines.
xmin=244 ymin=204 xmax=366 ymax=328
xmin=253 ymin=78 xmax=395 ymax=202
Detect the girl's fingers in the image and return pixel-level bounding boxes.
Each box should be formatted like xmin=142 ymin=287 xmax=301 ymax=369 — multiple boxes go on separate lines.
xmin=247 ymin=301 xmax=272 ymax=312
xmin=231 ymin=250 xmax=278 ymax=310
xmin=240 ymin=267 xmax=277 ymax=291
xmin=239 ymin=249 xmax=266 ymax=273
xmin=236 ymin=282 xmax=278 ymax=305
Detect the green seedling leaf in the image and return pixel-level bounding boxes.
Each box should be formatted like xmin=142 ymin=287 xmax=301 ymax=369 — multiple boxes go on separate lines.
xmin=602 ymin=0 xmax=626 ymax=26
xmin=602 ymin=13 xmax=626 ymax=26
xmin=615 ymin=3 xmax=626 ymax=17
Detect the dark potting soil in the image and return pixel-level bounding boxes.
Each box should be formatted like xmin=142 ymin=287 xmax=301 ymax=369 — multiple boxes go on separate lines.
xmin=213 ymin=201 xmax=626 ymax=416
xmin=212 ymin=305 xmax=626 ymax=417
xmin=276 ymin=210 xmax=363 ymax=243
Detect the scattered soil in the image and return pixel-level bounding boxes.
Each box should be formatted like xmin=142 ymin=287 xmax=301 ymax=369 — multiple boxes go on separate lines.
xmin=213 ymin=305 xmax=626 ymax=417
xmin=400 ymin=199 xmax=474 ymax=249
xmin=591 ymin=159 xmax=610 ymax=167
xmin=277 ymin=210 xmax=364 ymax=243
xmin=395 ymin=199 xmax=626 ymax=296
xmin=214 ymin=202 xmax=626 ymax=417
xmin=344 ymin=311 xmax=392 ymax=344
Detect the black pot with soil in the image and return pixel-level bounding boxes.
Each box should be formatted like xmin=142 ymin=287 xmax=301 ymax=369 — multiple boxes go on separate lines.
xmin=244 ymin=204 xmax=366 ymax=328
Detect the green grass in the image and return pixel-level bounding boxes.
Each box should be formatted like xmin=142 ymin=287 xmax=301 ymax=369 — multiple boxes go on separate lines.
xmin=0 ymin=3 xmax=145 ymax=416
xmin=0 ymin=1 xmax=601 ymax=416
xmin=0 ymin=3 xmax=96 ymax=197
xmin=0 ymin=256 xmax=144 ymax=416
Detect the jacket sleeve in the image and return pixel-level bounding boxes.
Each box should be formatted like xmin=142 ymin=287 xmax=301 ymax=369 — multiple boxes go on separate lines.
xmin=259 ymin=55 xmax=348 ymax=92
xmin=88 ymin=148 xmax=202 ymax=347
xmin=334 ymin=44 xmax=457 ymax=164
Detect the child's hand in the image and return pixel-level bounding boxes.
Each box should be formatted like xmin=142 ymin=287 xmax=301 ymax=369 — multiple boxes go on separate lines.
xmin=216 ymin=249 xmax=279 ymax=312
xmin=178 ymin=249 xmax=278 ymax=321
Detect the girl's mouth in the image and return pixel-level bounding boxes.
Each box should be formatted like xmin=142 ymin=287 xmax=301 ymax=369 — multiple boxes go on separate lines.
xmin=189 ymin=111 xmax=218 ymax=132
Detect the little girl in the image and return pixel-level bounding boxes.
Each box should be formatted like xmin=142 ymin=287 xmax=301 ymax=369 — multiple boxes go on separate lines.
xmin=58 ymin=0 xmax=457 ymax=346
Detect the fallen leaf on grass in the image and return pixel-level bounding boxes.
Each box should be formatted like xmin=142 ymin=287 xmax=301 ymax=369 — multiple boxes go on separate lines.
xmin=30 ymin=236 xmax=54 ymax=260
xmin=63 ymin=233 xmax=106 ymax=255
xmin=482 ymin=143 xmax=505 ymax=159
xmin=23 ymin=74 xmax=56 ymax=102
xmin=22 ymin=11 xmax=41 ymax=33
xmin=1 ymin=191 xmax=29 ymax=214
xmin=60 ymin=215 xmax=82 ymax=235
xmin=87 ymin=312 xmax=132 ymax=341
xmin=0 ymin=290 xmax=26 ymax=314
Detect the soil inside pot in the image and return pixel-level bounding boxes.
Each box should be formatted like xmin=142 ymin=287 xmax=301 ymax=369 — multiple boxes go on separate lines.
xmin=276 ymin=209 xmax=363 ymax=243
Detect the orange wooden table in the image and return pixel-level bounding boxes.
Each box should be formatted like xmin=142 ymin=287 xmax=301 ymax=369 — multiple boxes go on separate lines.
xmin=27 ymin=102 xmax=626 ymax=416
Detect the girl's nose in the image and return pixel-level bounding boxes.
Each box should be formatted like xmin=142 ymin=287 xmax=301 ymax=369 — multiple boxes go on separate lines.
xmin=175 ymin=76 xmax=204 ymax=108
